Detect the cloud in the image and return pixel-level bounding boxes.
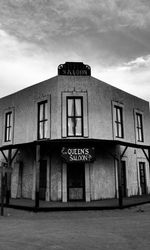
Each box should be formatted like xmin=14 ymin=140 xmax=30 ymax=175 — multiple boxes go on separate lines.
xmin=0 ymin=0 xmax=149 ymax=67
xmin=0 ymin=0 xmax=150 ymax=43
xmin=94 ymin=54 xmax=150 ymax=101
xmin=123 ymin=55 xmax=150 ymax=70
xmin=0 ymin=28 xmax=84 ymax=97
xmin=0 ymin=0 xmax=150 ymax=102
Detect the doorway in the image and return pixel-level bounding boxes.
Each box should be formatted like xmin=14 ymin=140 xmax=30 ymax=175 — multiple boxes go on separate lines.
xmin=39 ymin=160 xmax=47 ymax=200
xmin=67 ymin=163 xmax=85 ymax=201
xmin=121 ymin=161 xmax=127 ymax=197
xmin=139 ymin=162 xmax=146 ymax=195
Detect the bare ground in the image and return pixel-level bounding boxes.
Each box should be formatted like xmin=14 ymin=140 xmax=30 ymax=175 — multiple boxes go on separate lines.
xmin=0 ymin=204 xmax=150 ymax=250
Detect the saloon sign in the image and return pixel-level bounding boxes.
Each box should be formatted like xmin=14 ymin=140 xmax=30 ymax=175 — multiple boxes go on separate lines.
xmin=61 ymin=147 xmax=95 ymax=163
xmin=58 ymin=62 xmax=91 ymax=76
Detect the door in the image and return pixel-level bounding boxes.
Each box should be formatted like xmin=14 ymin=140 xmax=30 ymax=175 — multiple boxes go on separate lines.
xmin=121 ymin=161 xmax=127 ymax=197
xmin=67 ymin=163 xmax=85 ymax=201
xmin=139 ymin=162 xmax=146 ymax=195
xmin=39 ymin=160 xmax=47 ymax=200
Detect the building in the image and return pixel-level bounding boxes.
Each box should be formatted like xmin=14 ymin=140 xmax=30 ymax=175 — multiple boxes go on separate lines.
xmin=0 ymin=62 xmax=150 ymax=208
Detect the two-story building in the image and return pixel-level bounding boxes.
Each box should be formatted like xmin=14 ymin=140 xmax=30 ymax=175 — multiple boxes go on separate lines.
xmin=0 ymin=62 xmax=150 ymax=208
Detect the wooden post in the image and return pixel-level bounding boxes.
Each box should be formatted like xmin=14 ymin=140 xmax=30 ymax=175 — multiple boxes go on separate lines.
xmin=35 ymin=144 xmax=40 ymax=211
xmin=116 ymin=145 xmax=123 ymax=209
xmin=6 ymin=149 xmax=12 ymax=205
xmin=1 ymin=166 xmax=5 ymax=216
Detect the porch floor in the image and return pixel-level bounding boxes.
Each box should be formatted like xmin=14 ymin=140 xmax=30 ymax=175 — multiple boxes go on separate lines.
xmin=1 ymin=195 xmax=150 ymax=211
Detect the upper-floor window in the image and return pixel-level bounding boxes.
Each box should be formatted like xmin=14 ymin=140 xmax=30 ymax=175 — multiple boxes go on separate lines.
xmin=5 ymin=111 xmax=12 ymax=142
xmin=136 ymin=113 xmax=144 ymax=142
xmin=38 ymin=101 xmax=48 ymax=139
xmin=114 ymin=105 xmax=124 ymax=138
xmin=67 ymin=97 xmax=83 ymax=137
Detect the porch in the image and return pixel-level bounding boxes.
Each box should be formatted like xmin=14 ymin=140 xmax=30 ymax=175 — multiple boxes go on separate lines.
xmin=1 ymin=195 xmax=150 ymax=212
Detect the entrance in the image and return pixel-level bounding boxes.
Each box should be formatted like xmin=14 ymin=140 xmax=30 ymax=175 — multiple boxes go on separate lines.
xmin=39 ymin=160 xmax=47 ymax=200
xmin=67 ymin=163 xmax=85 ymax=201
xmin=139 ymin=162 xmax=146 ymax=195
xmin=121 ymin=161 xmax=127 ymax=197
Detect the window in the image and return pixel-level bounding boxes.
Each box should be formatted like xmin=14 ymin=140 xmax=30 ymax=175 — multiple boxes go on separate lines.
xmin=5 ymin=112 xmax=12 ymax=142
xmin=136 ymin=113 xmax=144 ymax=142
xmin=67 ymin=97 xmax=83 ymax=137
xmin=139 ymin=162 xmax=146 ymax=194
xmin=114 ymin=106 xmax=124 ymax=138
xmin=38 ymin=101 xmax=48 ymax=139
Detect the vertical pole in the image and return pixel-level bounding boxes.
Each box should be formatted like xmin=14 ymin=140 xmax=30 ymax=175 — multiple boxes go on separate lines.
xmin=35 ymin=143 xmax=40 ymax=211
xmin=1 ymin=167 xmax=5 ymax=216
xmin=85 ymin=163 xmax=90 ymax=202
xmin=116 ymin=144 xmax=123 ymax=209
xmin=148 ymin=148 xmax=150 ymax=196
xmin=62 ymin=163 xmax=67 ymax=202
xmin=6 ymin=149 xmax=12 ymax=205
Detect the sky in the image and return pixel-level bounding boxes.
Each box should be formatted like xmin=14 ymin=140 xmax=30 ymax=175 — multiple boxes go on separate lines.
xmin=0 ymin=0 xmax=150 ymax=101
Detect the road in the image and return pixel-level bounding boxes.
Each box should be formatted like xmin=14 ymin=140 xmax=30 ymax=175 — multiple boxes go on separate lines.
xmin=0 ymin=204 xmax=150 ymax=250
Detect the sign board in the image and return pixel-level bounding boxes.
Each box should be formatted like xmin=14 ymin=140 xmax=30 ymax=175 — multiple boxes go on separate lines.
xmin=58 ymin=62 xmax=91 ymax=76
xmin=61 ymin=147 xmax=95 ymax=163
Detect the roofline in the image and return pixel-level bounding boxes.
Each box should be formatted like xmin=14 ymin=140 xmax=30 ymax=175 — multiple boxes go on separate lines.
xmin=0 ymin=139 xmax=150 ymax=151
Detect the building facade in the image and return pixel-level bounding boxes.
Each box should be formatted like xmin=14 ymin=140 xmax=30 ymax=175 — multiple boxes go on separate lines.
xmin=0 ymin=62 xmax=150 ymax=205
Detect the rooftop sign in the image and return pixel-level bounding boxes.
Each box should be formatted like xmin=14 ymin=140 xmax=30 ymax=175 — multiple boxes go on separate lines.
xmin=58 ymin=62 xmax=91 ymax=76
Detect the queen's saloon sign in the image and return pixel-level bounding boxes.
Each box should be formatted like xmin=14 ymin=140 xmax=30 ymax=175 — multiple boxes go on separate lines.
xmin=61 ymin=147 xmax=95 ymax=163
xmin=58 ymin=62 xmax=91 ymax=76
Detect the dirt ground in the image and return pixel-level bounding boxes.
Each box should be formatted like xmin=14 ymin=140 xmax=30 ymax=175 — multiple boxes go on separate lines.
xmin=0 ymin=204 xmax=150 ymax=250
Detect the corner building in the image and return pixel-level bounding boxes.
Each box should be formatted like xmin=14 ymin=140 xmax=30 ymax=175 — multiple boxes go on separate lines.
xmin=0 ymin=62 xmax=150 ymax=205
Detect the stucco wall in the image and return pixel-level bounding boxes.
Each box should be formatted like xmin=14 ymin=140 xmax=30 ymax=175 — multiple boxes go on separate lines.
xmin=0 ymin=75 xmax=149 ymax=146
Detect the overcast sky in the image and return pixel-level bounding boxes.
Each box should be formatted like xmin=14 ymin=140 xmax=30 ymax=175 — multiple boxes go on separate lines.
xmin=0 ymin=0 xmax=150 ymax=101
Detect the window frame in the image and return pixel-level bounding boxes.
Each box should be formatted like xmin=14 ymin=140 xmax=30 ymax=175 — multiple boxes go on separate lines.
xmin=136 ymin=113 xmax=144 ymax=142
xmin=134 ymin=109 xmax=144 ymax=143
xmin=114 ymin=105 xmax=124 ymax=138
xmin=112 ymin=101 xmax=124 ymax=140
xmin=5 ymin=111 xmax=12 ymax=142
xmin=3 ymin=108 xmax=15 ymax=145
xmin=37 ymin=100 xmax=48 ymax=140
xmin=62 ymin=91 xmax=88 ymax=138
xmin=66 ymin=96 xmax=83 ymax=137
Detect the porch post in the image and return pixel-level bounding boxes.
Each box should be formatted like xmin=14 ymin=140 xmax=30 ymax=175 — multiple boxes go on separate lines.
xmin=6 ymin=148 xmax=12 ymax=205
xmin=116 ymin=144 xmax=123 ymax=208
xmin=85 ymin=163 xmax=90 ymax=202
xmin=148 ymin=148 xmax=150 ymax=194
xmin=35 ymin=143 xmax=40 ymax=211
xmin=62 ymin=163 xmax=67 ymax=202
